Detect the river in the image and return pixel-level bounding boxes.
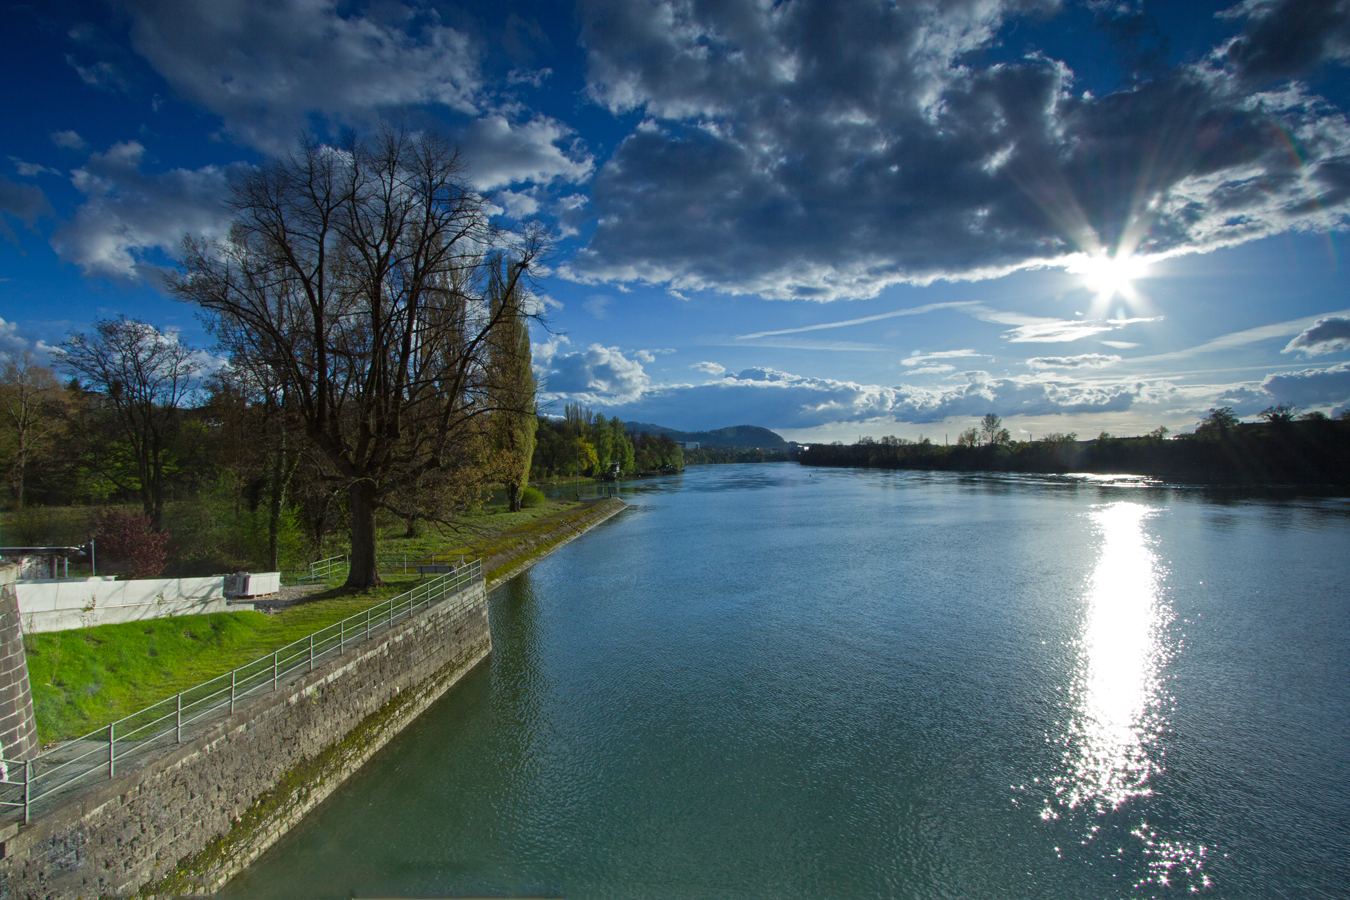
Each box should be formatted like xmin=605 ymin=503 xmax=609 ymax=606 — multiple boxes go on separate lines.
xmin=219 ymin=464 xmax=1350 ymax=899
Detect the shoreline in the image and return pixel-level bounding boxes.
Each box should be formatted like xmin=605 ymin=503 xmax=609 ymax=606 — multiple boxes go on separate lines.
xmin=3 ymin=499 xmax=628 ymax=899
xmin=485 ymin=498 xmax=627 ymax=590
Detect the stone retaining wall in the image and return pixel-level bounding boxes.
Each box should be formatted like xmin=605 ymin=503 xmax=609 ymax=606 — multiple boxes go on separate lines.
xmin=0 ymin=577 xmax=490 ymax=899
xmin=0 ymin=563 xmax=38 ymax=766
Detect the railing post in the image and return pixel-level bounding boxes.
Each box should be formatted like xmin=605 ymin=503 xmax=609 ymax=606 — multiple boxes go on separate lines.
xmin=272 ymin=650 xmax=278 ymax=691
xmin=230 ymin=670 xmax=236 ymax=714
xmin=339 ymin=620 xmax=345 ymax=655
xmin=108 ymin=722 xmax=115 ymax=779
xmin=23 ymin=758 xmax=31 ymax=824
xmin=366 ymin=607 xmax=371 ymax=640
xmin=176 ymin=692 xmax=182 ymax=744
xmin=309 ymin=634 xmax=314 ymax=672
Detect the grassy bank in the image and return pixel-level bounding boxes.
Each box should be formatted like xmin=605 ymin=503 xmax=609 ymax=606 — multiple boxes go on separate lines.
xmin=23 ymin=497 xmax=608 ymax=745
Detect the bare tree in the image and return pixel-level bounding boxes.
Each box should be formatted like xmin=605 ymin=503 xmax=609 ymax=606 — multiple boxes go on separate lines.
xmin=0 ymin=353 xmax=68 ymax=507
xmin=170 ymin=128 xmax=543 ymax=588
xmin=58 ymin=317 xmax=203 ymax=530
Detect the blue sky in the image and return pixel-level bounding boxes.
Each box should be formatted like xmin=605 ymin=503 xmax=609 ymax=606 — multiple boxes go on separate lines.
xmin=2 ymin=0 xmax=1348 ymax=442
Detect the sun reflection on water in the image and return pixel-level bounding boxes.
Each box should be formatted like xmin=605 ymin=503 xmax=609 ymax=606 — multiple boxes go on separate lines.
xmin=1056 ymin=502 xmax=1168 ymax=813
xmin=1038 ymin=502 xmax=1211 ymax=892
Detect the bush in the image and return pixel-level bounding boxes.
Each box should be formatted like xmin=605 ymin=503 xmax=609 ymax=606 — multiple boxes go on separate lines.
xmin=520 ymin=486 xmax=546 ymax=508
xmin=88 ymin=508 xmax=169 ymax=579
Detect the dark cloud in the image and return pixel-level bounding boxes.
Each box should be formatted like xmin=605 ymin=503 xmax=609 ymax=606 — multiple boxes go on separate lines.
xmin=1225 ymin=0 xmax=1350 ymax=83
xmin=1218 ymin=359 xmax=1350 ymax=411
xmin=49 ymin=141 xmax=242 ymax=280
xmin=1262 ymin=361 xmax=1350 ymax=406
xmin=1283 ymin=315 xmax=1350 ymax=355
xmin=116 ymin=0 xmax=482 ymax=152
xmin=0 ymin=177 xmax=54 ymax=246
xmin=566 ymin=0 xmax=1350 ymax=301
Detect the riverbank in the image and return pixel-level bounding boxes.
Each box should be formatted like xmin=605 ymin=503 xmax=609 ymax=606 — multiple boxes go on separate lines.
xmin=3 ymin=497 xmax=628 ymax=900
xmin=24 ymin=498 xmax=624 ymax=745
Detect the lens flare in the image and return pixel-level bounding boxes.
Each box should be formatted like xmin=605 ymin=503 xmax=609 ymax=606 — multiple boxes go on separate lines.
xmin=1067 ymin=252 xmax=1150 ymax=303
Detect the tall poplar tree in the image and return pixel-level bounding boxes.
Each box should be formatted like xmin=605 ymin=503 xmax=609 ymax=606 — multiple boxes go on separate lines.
xmin=488 ymin=256 xmax=538 ymax=512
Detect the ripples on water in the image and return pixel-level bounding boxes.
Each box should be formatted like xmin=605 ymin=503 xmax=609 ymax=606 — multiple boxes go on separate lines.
xmin=221 ymin=465 xmax=1350 ymax=900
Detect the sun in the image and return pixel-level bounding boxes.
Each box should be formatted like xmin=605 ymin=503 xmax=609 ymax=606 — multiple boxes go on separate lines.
xmin=1068 ymin=252 xmax=1150 ymax=303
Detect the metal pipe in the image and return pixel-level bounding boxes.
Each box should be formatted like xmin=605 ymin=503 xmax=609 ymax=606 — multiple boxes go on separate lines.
xmin=24 ymin=759 xmax=30 ymax=824
xmin=230 ymin=670 xmax=236 ymax=714
xmin=108 ymin=722 xmax=115 ymax=779
xmin=176 ymin=692 xmax=182 ymax=744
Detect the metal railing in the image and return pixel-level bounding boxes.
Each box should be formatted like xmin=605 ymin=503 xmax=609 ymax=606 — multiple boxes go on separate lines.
xmin=296 ymin=554 xmax=349 ymax=584
xmin=0 ymin=559 xmax=482 ymax=824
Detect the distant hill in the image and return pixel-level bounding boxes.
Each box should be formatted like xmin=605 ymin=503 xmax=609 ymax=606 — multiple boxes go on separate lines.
xmin=624 ymin=422 xmax=789 ymax=448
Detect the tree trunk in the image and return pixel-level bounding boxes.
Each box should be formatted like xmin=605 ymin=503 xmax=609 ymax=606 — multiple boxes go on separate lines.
xmin=345 ymin=479 xmax=381 ymax=589
xmin=507 ymin=482 xmax=522 ymax=513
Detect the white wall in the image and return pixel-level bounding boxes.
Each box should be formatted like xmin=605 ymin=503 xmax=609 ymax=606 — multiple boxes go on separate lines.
xmin=15 ymin=576 xmax=255 ymax=633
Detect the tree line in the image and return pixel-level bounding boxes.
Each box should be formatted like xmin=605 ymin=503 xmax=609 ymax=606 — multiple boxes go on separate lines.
xmin=530 ymin=403 xmax=684 ymax=479
xmin=799 ymin=409 xmax=1350 ymax=484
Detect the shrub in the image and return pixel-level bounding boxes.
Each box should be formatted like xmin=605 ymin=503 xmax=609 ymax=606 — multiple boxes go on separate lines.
xmin=88 ymin=509 xmax=169 ymax=579
xmin=520 ymin=486 xmax=546 ymax=508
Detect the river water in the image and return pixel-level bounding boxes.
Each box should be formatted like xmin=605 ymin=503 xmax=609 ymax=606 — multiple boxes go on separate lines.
xmin=220 ymin=464 xmax=1350 ymax=899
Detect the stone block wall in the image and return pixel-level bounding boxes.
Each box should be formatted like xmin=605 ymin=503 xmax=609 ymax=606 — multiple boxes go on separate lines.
xmin=0 ymin=576 xmax=490 ymax=899
xmin=0 ymin=563 xmax=38 ymax=765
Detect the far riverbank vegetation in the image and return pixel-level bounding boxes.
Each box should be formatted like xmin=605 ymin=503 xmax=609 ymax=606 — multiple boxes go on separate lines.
xmin=800 ymin=409 xmax=1350 ymax=485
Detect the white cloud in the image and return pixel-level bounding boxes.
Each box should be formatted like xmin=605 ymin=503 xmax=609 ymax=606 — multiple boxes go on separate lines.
xmin=1100 ymin=340 xmax=1141 ymax=349
xmin=460 ymin=114 xmax=594 ymax=190
xmin=1135 ymin=308 xmax=1350 ymax=362
xmin=51 ymin=130 xmax=87 ymax=150
xmin=902 ymin=349 xmax=980 ymax=366
xmin=690 ymin=361 xmax=726 ymax=376
xmin=583 ymin=294 xmax=612 ymax=319
xmin=10 ymin=158 xmax=60 ymax=178
xmin=493 ymin=189 xmax=540 ymax=218
xmin=0 ymin=318 xmax=60 ymax=366
xmin=49 ymin=141 xmax=242 ymax=280
xmin=1283 ymin=315 xmax=1350 ymax=356
xmin=120 ymin=0 xmax=482 ymax=152
xmin=533 ymin=333 xmax=571 ymax=367
xmin=736 ymin=302 xmax=976 ymax=338
xmin=972 ymin=308 xmax=1162 ymax=343
xmin=578 ymin=362 xmax=1174 ymax=430
xmin=540 ymin=343 xmax=651 ymax=404
xmin=1027 ymin=354 xmax=1123 ymax=370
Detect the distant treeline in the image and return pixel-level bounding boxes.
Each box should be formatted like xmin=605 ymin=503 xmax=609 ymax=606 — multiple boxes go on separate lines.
xmin=684 ymin=446 xmax=797 ymax=465
xmin=799 ymin=410 xmax=1350 ymax=485
xmin=531 ymin=405 xmax=685 ymax=478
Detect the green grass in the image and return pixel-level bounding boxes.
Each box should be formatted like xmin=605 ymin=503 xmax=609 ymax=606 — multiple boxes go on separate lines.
xmin=24 ymin=580 xmax=418 ymax=745
xmin=22 ymin=496 xmax=588 ymax=745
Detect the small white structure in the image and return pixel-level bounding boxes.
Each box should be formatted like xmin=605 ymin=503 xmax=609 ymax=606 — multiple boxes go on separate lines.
xmin=224 ymin=571 xmax=281 ymax=597
xmin=14 ymin=575 xmax=266 ymax=633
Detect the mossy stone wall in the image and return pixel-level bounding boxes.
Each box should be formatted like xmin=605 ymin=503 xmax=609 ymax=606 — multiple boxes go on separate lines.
xmin=0 ymin=577 xmax=489 ymax=899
